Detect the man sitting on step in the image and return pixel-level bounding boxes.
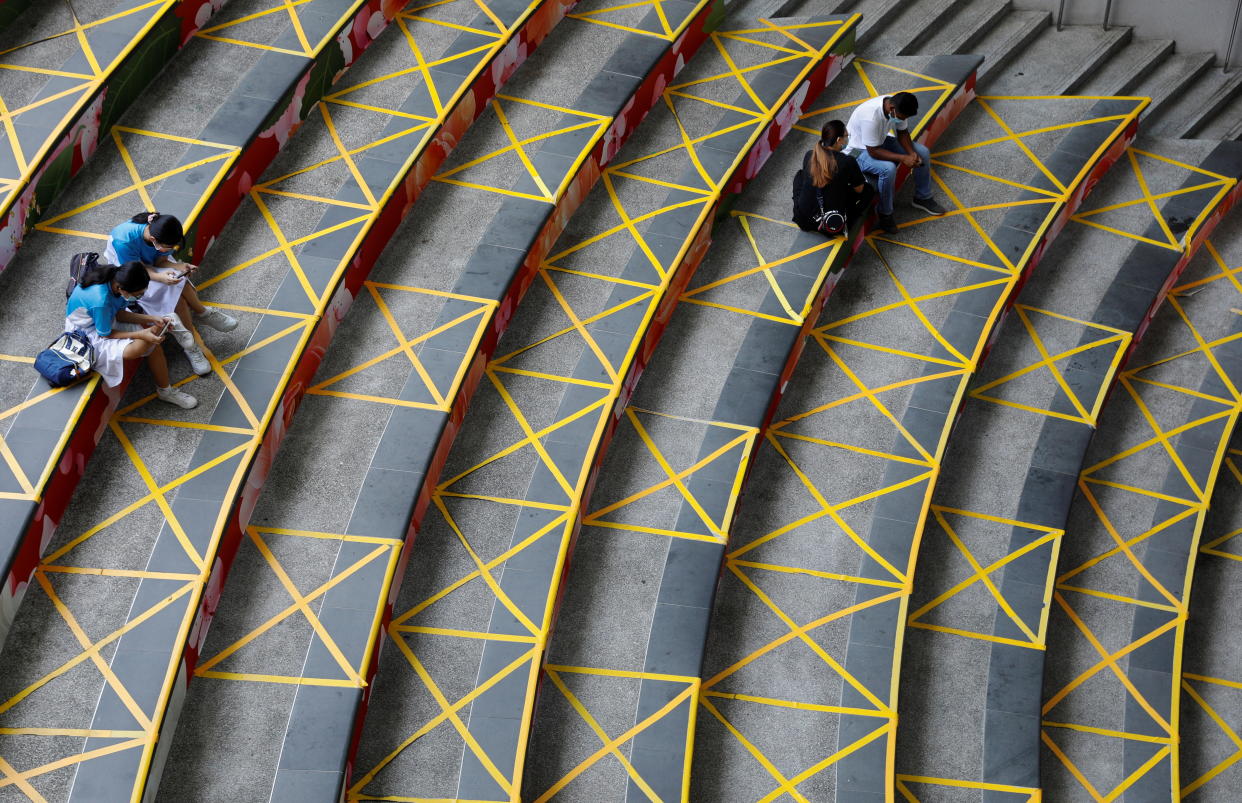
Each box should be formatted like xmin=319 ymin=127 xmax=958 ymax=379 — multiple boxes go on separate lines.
xmin=844 ymin=91 xmax=946 ymax=234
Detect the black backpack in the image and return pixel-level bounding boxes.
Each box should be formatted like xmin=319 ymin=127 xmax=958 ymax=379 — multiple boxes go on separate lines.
xmin=65 ymin=252 xmax=101 ymax=298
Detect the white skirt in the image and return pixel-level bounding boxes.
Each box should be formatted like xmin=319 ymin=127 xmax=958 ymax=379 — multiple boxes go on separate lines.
xmin=104 ymin=243 xmax=186 ymax=318
xmin=66 ymin=315 xmax=141 ymax=387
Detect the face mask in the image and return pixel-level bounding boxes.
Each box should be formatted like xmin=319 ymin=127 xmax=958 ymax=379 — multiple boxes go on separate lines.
xmin=120 ymin=292 xmax=138 ymax=302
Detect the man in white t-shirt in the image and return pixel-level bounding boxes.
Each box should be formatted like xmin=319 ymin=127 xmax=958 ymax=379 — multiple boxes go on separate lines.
xmin=844 ymin=91 xmax=944 ymax=234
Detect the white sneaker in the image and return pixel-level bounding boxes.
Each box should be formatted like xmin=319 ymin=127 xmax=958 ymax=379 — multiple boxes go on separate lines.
xmin=195 ymin=308 xmax=238 ymax=332
xmin=184 ymin=346 xmax=212 ymax=376
xmin=156 ymin=385 xmax=198 ymax=409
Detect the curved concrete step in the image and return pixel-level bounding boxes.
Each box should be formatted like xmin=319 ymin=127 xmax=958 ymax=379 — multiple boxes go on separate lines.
xmin=1181 ymin=424 xmax=1242 ymax=800
xmin=0 ymin=0 xmax=566 ymax=798
xmin=0 ymin=0 xmax=404 ymax=653
xmin=896 ymin=138 xmax=1242 ymax=798
xmin=0 ymin=0 xmax=224 ymax=276
xmin=344 ymin=12 xmax=860 ymax=802
xmin=524 ymin=53 xmax=979 ymax=803
xmin=687 ymin=93 xmax=1143 ymax=801
xmin=1040 ymin=206 xmax=1242 ymax=800
xmin=1077 ymin=38 xmax=1175 ymax=97
xmin=153 ymin=0 xmax=726 ymax=798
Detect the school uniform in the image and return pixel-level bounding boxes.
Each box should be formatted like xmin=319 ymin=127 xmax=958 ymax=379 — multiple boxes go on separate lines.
xmin=105 ymin=220 xmax=184 ymax=318
xmin=65 ymin=283 xmax=141 ymax=387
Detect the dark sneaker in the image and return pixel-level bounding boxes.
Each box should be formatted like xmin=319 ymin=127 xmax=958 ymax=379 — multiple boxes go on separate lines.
xmin=877 ymin=213 xmax=899 ymax=234
xmin=912 ymin=195 xmax=946 ymax=216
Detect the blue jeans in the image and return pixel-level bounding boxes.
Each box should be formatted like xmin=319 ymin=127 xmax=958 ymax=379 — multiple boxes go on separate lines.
xmin=854 ymin=136 xmax=932 ymax=215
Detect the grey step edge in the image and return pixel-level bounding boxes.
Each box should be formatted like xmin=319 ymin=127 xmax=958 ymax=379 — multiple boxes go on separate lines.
xmin=1078 ymin=38 xmax=1174 ymax=96
xmin=1057 ymin=26 xmax=1133 ymax=94
xmin=977 ymin=10 xmax=1053 ymax=84
xmin=1139 ymin=51 xmax=1217 ymax=123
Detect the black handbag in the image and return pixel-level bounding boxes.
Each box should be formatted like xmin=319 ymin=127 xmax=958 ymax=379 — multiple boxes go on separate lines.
xmin=814 ymin=186 xmax=846 ymax=236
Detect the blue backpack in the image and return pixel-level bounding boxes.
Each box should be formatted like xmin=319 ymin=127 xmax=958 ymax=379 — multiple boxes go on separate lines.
xmin=34 ymin=330 xmax=95 ymax=387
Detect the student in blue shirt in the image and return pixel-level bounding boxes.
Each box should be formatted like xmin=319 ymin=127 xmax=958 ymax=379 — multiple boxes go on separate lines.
xmin=106 ymin=212 xmax=236 ymax=375
xmin=65 ymin=261 xmax=197 ymax=408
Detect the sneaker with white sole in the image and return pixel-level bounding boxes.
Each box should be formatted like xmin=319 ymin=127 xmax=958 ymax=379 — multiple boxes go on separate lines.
xmin=184 ymin=346 xmax=211 ymax=376
xmin=195 ymin=308 xmax=238 ymax=332
xmin=156 ymin=385 xmax=198 ymax=409
xmin=912 ymin=195 xmax=946 ymax=216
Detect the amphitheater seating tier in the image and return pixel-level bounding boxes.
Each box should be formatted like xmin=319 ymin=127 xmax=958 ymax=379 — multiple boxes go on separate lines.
xmin=895 ymin=138 xmax=1242 ymax=798
xmin=0 ymin=0 xmax=574 ymax=798
xmin=0 ymin=0 xmax=419 ymax=651
xmin=522 ymin=53 xmax=980 ymax=802
xmin=1039 ymin=206 xmax=1242 ymax=800
xmin=153 ymin=1 xmax=726 ymax=798
xmin=342 ymin=11 xmax=859 ymax=802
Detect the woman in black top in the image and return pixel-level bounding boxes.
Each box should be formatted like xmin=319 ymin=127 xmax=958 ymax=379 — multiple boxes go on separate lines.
xmin=793 ymin=120 xmax=874 ymax=234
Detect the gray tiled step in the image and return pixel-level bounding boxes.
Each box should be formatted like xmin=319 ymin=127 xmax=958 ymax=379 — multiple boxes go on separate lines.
xmin=862 ymin=0 xmax=975 ymax=57
xmin=1132 ymin=51 xmax=1217 ymax=124
xmin=1147 ymin=67 xmax=1242 ymax=139
xmin=983 ymin=22 xmax=1132 ymax=95
xmin=914 ymin=0 xmax=1012 ymax=57
xmin=1202 ymin=104 xmax=1242 ymax=141
xmin=973 ymin=11 xmax=1053 ymax=86
xmin=1077 ymin=38 xmax=1175 ymax=97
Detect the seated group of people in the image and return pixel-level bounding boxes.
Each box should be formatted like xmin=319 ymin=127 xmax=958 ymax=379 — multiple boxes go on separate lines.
xmin=793 ymin=91 xmax=944 ymax=236
xmin=65 ymin=212 xmax=238 ymax=409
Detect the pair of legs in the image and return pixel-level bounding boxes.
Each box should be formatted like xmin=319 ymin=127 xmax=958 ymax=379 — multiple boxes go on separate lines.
xmin=854 ymin=136 xmax=933 ymax=216
xmin=122 ymin=335 xmax=173 ymax=387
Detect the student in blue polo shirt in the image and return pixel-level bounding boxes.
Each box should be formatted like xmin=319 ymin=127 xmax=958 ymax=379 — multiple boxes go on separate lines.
xmin=106 ymin=212 xmax=236 ymax=375
xmin=65 ymin=261 xmax=197 ymax=408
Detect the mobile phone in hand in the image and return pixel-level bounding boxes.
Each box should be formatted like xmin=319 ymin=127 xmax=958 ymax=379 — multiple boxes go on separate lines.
xmin=154 ymin=320 xmax=170 ymax=337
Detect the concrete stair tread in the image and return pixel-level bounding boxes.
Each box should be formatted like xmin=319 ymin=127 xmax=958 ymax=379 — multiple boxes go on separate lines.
xmin=1147 ymin=66 xmax=1242 ymax=139
xmin=1132 ymin=50 xmax=1217 ymax=123
xmin=972 ymin=9 xmax=1051 ymax=84
xmin=982 ymin=21 xmax=1129 ymax=94
xmin=862 ymin=0 xmax=973 ymax=57
xmin=850 ymin=0 xmax=908 ymax=46
xmin=1077 ymin=37 xmax=1174 ymax=97
xmin=914 ymin=0 xmax=1011 ymax=57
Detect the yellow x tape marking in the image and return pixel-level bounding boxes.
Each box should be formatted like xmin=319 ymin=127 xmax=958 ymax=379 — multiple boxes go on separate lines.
xmin=533 ymin=667 xmax=697 ymax=802
xmin=584 ymin=408 xmax=757 ymax=543
xmin=433 ymin=96 xmax=609 ymax=202
xmin=194 ymin=0 xmax=318 ymax=56
xmin=35 ymin=128 xmax=240 ymax=240
xmin=1180 ymin=674 xmax=1242 ymax=796
xmin=1071 ymin=148 xmax=1236 ymax=251
xmin=195 ymin=527 xmax=400 ymax=686
xmin=906 ymin=507 xmax=1063 ymax=649
xmin=308 ymin=282 xmax=495 ymax=410
xmin=969 ymin=305 xmax=1130 ymax=424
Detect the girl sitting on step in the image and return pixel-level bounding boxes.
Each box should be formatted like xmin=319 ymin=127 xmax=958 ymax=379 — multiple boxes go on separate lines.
xmin=793 ymin=120 xmax=874 ymax=235
xmin=106 ymin=212 xmax=237 ymax=376
xmin=66 ymin=261 xmax=197 ymax=409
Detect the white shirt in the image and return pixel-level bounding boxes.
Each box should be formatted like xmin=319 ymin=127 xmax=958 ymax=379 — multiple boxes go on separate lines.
xmin=845 ymin=95 xmax=907 ymax=156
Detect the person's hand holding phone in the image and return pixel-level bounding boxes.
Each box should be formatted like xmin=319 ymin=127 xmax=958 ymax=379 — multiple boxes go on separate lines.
xmin=156 ymin=270 xmax=184 ymax=285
